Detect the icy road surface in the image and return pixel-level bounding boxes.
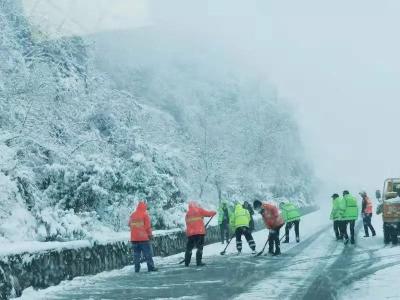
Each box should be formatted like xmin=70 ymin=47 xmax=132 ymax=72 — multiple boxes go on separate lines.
xmin=20 ymin=210 xmax=400 ymax=300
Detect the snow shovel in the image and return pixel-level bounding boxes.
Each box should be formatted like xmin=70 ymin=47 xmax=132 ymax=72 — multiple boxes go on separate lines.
xmin=220 ymin=233 xmax=236 ymax=255
xmin=255 ymin=234 xmax=286 ymax=257
xmin=178 ymin=216 xmax=215 ymax=264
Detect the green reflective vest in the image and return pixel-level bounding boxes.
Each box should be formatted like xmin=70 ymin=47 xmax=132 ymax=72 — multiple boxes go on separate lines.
xmin=330 ymin=197 xmax=343 ymax=221
xmin=341 ymin=194 xmax=359 ymax=221
xmin=231 ymin=204 xmax=250 ymax=230
xmin=281 ymin=203 xmax=301 ymax=222
xmin=218 ymin=201 xmax=232 ymax=225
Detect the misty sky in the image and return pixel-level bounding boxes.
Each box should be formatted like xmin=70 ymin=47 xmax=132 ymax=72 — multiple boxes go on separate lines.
xmin=23 ymin=0 xmax=400 ymax=196
xmin=148 ymin=0 xmax=400 ymax=194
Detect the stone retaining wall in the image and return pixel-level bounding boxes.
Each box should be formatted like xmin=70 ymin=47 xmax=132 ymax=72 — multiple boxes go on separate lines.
xmin=0 ymin=206 xmax=318 ymax=299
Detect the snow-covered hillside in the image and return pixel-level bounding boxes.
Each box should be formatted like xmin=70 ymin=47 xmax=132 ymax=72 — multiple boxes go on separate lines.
xmin=0 ymin=0 xmax=315 ymax=243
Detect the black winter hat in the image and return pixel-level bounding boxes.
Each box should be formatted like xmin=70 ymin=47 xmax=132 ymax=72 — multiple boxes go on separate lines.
xmin=331 ymin=193 xmax=339 ymax=199
xmin=253 ymin=200 xmax=262 ymax=209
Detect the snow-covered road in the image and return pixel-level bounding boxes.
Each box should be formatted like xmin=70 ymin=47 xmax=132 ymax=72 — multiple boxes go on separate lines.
xmin=19 ymin=210 xmax=400 ymax=300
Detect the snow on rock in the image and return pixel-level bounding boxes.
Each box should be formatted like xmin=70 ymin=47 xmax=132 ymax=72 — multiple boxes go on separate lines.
xmin=0 ymin=0 xmax=316 ymax=246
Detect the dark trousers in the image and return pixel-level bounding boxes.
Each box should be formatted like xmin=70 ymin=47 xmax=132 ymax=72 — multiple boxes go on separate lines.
xmin=341 ymin=220 xmax=356 ymax=242
xmin=249 ymin=218 xmax=255 ymax=232
xmin=131 ymin=241 xmax=155 ymax=272
xmin=185 ymin=235 xmax=205 ymax=266
xmin=220 ymin=221 xmax=230 ymax=243
xmin=333 ymin=220 xmax=342 ymax=239
xmin=384 ymin=223 xmax=399 ymax=245
xmin=285 ymin=220 xmax=300 ymax=241
xmin=363 ymin=213 xmax=376 ymax=236
xmin=268 ymin=225 xmax=283 ymax=254
xmin=235 ymin=226 xmax=256 ymax=252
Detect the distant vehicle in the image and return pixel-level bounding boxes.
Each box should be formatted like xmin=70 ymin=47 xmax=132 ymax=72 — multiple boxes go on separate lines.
xmin=376 ymin=178 xmax=400 ymax=244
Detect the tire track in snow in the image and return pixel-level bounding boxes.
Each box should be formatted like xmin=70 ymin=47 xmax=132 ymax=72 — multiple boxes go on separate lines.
xmin=232 ymin=224 xmax=333 ymax=299
xmin=301 ymin=220 xmax=365 ymax=300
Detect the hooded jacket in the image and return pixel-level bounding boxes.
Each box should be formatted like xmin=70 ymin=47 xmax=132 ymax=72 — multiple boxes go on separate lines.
xmin=341 ymin=194 xmax=359 ymax=221
xmin=230 ymin=203 xmax=251 ymax=230
xmin=261 ymin=203 xmax=285 ymax=229
xmin=218 ymin=201 xmax=232 ymax=225
xmin=330 ymin=196 xmax=343 ymax=221
xmin=185 ymin=201 xmax=216 ymax=237
xmin=280 ymin=202 xmax=301 ymax=222
xmin=128 ymin=202 xmax=152 ymax=242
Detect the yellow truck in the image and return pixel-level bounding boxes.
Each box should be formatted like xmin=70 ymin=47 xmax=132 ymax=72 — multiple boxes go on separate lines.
xmin=376 ymin=178 xmax=400 ymax=244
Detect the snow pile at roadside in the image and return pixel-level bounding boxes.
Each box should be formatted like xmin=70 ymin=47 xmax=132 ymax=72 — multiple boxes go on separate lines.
xmin=0 ymin=228 xmax=183 ymax=257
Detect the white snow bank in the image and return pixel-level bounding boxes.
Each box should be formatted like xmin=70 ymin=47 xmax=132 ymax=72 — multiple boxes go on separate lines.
xmin=0 ymin=228 xmax=181 ymax=257
xmin=0 ymin=240 xmax=91 ymax=258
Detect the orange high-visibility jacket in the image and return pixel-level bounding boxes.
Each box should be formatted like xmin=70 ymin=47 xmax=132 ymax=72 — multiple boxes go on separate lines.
xmin=185 ymin=201 xmax=216 ymax=237
xmin=129 ymin=202 xmax=152 ymax=242
xmin=262 ymin=203 xmax=285 ymax=229
xmin=363 ymin=197 xmax=373 ymax=214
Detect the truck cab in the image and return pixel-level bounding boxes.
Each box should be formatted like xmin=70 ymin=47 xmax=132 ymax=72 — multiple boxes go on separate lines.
xmin=377 ymin=178 xmax=400 ymax=244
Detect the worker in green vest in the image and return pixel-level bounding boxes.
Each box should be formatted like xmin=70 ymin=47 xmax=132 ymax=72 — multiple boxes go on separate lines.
xmin=340 ymin=190 xmax=359 ymax=245
xmin=230 ymin=203 xmax=256 ymax=254
xmin=280 ymin=201 xmax=301 ymax=243
xmin=218 ymin=201 xmax=232 ymax=244
xmin=330 ymin=193 xmax=344 ymax=240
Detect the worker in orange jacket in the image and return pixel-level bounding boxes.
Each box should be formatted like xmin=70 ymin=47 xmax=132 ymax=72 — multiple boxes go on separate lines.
xmin=128 ymin=201 xmax=157 ymax=273
xmin=360 ymin=191 xmax=376 ymax=237
xmin=253 ymin=200 xmax=285 ymax=256
xmin=184 ymin=201 xmax=216 ymax=267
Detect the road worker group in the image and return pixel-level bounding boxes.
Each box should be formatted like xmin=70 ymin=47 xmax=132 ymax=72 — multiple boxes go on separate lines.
xmin=128 ymin=190 xmax=378 ymax=272
xmin=330 ymin=190 xmax=376 ymax=245
xmin=128 ymin=198 xmax=302 ymax=272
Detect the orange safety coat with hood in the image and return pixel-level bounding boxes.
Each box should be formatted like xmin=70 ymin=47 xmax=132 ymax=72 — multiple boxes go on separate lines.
xmin=185 ymin=201 xmax=216 ymax=237
xmin=261 ymin=203 xmax=285 ymax=229
xmin=129 ymin=201 xmax=152 ymax=242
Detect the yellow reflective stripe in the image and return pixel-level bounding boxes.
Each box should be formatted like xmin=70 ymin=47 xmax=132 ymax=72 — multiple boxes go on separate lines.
xmin=131 ymin=221 xmax=144 ymax=227
xmin=187 ymin=217 xmax=203 ymax=223
xmin=236 ymin=212 xmax=247 ymax=217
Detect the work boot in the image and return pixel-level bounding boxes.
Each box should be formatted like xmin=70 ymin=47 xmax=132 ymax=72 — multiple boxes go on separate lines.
xmin=148 ymin=267 xmax=158 ymax=272
xmin=296 ymin=237 xmax=300 ymax=243
xmin=196 ymin=250 xmax=204 ymax=265
xmin=344 ymin=237 xmax=349 ymax=245
xmin=197 ymin=262 xmax=206 ymax=267
xmin=372 ymin=231 xmax=376 ymax=237
xmin=184 ymin=251 xmax=192 ymax=267
xmin=273 ymin=248 xmax=281 ymax=256
xmin=251 ymin=250 xmax=257 ymax=255
xmin=350 ymin=239 xmax=355 ymax=245
xmin=283 ymin=240 xmax=289 ymax=244
xmin=363 ymin=235 xmax=369 ymax=238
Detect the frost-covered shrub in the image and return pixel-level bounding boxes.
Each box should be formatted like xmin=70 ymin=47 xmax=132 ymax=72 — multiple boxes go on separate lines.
xmin=0 ymin=1 xmax=315 ymax=242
